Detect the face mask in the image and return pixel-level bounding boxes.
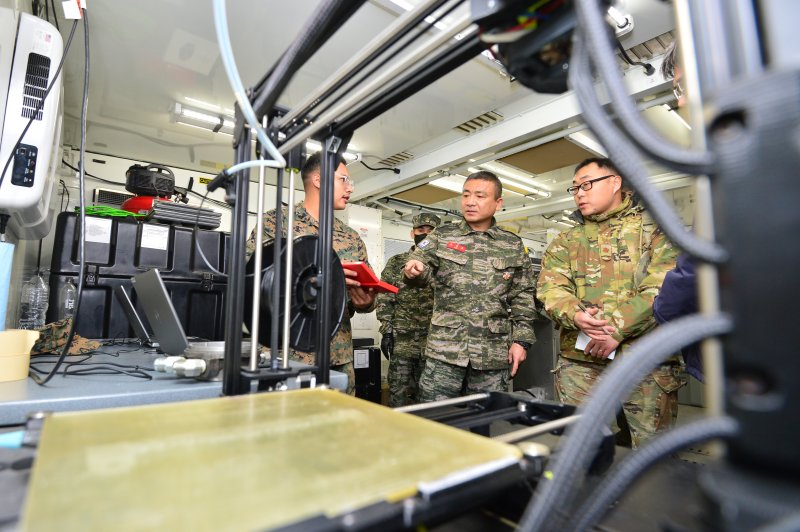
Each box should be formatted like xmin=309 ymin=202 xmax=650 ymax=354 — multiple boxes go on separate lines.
xmin=414 ymin=234 xmax=428 ymax=245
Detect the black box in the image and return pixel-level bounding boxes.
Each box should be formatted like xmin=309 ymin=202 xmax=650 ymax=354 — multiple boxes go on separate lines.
xmin=354 ymin=346 xmax=382 ymax=403
xmin=48 ymin=212 xmax=228 ymax=340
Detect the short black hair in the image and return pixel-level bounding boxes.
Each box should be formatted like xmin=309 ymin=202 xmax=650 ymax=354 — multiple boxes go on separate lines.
xmin=574 ymin=157 xmax=620 ymax=178
xmin=301 ymin=151 xmax=347 ymax=183
xmin=465 ymin=170 xmax=502 ymax=199
xmin=661 ymin=42 xmax=678 ymax=80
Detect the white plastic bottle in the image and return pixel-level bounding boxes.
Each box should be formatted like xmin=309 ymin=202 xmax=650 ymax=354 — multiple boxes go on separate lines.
xmin=58 ymin=278 xmax=77 ymax=319
xmin=18 ymin=272 xmax=49 ymax=330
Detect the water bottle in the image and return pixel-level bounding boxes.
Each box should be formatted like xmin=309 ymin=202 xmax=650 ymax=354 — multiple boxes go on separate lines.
xmin=18 ymin=271 xmax=49 ymax=330
xmin=58 ymin=278 xmax=77 ymax=319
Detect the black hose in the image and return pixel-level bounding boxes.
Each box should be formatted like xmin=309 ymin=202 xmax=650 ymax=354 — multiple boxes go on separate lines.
xmin=31 ymin=9 xmax=89 ymax=385
xmin=516 ymin=313 xmax=733 ymax=532
xmin=566 ymin=416 xmax=739 ymax=532
xmin=251 ymin=0 xmax=367 ymax=121
xmin=756 ymin=513 xmax=800 ymax=532
xmin=575 ymin=0 xmax=714 ymax=174
xmin=569 ymin=33 xmax=727 ymax=264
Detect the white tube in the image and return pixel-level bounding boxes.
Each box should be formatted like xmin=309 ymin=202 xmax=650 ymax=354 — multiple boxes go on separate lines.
xmin=213 ymin=0 xmax=285 ymax=169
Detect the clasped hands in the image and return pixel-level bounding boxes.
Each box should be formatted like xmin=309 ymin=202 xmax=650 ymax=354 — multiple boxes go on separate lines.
xmin=574 ymin=306 xmax=620 ymax=359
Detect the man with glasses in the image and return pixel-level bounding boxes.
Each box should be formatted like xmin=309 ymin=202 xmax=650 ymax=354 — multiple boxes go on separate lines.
xmin=245 ymin=152 xmax=376 ymax=395
xmin=537 ymin=157 xmax=682 ymax=448
xmin=403 ymin=171 xmax=536 ymax=401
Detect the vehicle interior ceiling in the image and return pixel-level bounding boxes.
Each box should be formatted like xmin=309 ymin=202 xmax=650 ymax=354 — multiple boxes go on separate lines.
xmin=57 ymin=0 xmax=691 ymax=253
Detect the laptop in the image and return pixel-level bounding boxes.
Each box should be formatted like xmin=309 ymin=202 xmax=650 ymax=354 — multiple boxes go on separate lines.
xmin=130 ymin=268 xmax=191 ymax=356
xmin=114 ymin=285 xmax=159 ymax=348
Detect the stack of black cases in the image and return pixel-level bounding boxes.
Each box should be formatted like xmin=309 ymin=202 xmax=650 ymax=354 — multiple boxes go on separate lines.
xmin=47 ymin=212 xmax=229 ymax=341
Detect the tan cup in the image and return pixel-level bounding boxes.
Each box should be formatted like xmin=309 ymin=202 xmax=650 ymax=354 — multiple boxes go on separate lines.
xmin=0 ymin=329 xmax=40 ymax=382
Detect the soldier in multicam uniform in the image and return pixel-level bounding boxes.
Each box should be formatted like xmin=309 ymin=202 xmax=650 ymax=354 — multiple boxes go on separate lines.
xmin=376 ymin=212 xmax=441 ymax=406
xmin=537 ymin=157 xmax=683 ymax=448
xmin=245 ymin=152 xmax=376 ymax=395
xmin=404 ymin=171 xmax=536 ymax=401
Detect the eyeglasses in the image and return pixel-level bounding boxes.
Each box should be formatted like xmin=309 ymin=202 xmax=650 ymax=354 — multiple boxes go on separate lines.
xmin=567 ymin=174 xmax=616 ymax=195
xmin=672 ymin=80 xmax=686 ymax=101
xmin=335 ymin=173 xmax=355 ymax=189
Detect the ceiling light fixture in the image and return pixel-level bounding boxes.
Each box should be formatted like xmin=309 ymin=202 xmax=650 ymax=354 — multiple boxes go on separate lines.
xmin=469 ymin=164 xmax=551 ymax=198
xmin=174 ymin=102 xmax=361 ymax=160
xmin=172 ymin=102 xmax=234 ymax=134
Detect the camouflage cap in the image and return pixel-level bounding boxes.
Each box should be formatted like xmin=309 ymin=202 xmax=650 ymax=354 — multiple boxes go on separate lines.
xmin=30 ymin=317 xmax=102 ymax=356
xmin=412 ymin=213 xmax=441 ymax=229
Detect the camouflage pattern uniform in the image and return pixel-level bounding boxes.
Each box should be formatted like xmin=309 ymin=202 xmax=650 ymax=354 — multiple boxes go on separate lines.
xmin=246 ymin=202 xmax=374 ymax=395
xmin=31 ymin=317 xmax=102 ymax=355
xmin=407 ymin=218 xmax=536 ymax=401
xmin=376 ymin=213 xmax=440 ymax=406
xmin=537 ymin=192 xmax=684 ymax=447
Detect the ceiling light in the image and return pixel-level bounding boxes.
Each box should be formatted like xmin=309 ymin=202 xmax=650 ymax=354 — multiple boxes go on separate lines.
xmin=467 ymin=165 xmax=550 ymax=198
xmin=172 ymin=102 xmax=234 ymax=134
xmin=303 ymin=138 xmax=360 ymax=161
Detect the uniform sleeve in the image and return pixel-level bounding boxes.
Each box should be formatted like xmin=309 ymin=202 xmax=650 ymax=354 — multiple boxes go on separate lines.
xmin=245 ymin=210 xmax=278 ymax=260
xmin=536 ymin=232 xmax=582 ymax=330
xmin=609 ymin=226 xmax=678 ymax=341
xmin=509 ymin=244 xmax=537 ymax=343
xmin=404 ymin=232 xmax=440 ymax=287
xmin=376 ymin=255 xmax=403 ymax=334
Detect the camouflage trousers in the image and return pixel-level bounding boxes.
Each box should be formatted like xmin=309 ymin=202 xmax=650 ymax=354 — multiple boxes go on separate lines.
xmin=332 ymin=361 xmax=355 ymax=396
xmin=291 ymin=352 xmax=355 ymax=396
xmin=418 ymin=358 xmax=510 ymax=402
xmin=388 ymin=355 xmax=425 ymax=407
xmin=554 ymin=356 xmax=686 ymax=448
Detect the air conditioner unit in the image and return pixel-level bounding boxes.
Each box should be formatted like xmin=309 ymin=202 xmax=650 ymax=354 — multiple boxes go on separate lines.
xmin=0 ymin=7 xmax=63 ymax=240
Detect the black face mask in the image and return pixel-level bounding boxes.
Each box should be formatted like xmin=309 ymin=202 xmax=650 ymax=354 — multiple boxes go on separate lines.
xmin=414 ymin=234 xmax=428 ymax=245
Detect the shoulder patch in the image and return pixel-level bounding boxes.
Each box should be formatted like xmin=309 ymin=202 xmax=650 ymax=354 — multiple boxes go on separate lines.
xmin=418 ymin=239 xmax=431 ymax=249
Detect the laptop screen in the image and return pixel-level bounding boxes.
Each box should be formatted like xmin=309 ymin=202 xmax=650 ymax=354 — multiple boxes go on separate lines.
xmin=131 ymin=269 xmax=189 ymax=356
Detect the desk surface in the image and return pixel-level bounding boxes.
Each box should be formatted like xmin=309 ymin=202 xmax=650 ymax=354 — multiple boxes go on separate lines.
xmin=0 ymin=344 xmax=346 ymax=426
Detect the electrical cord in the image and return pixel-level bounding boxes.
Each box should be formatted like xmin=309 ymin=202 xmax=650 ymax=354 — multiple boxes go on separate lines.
xmin=615 ymin=41 xmax=654 ymax=75
xmin=29 ymin=353 xmax=154 ymax=380
xmin=569 ymin=33 xmax=727 ymax=264
xmin=574 ymin=0 xmax=714 ymax=174
xmin=30 ymin=9 xmax=89 ymax=386
xmin=0 ymin=19 xmax=78 ymax=192
xmin=360 ymin=160 xmax=400 ymax=173
xmin=566 ymin=416 xmax=739 ymax=532
xmin=49 ymin=0 xmax=60 ymax=31
xmin=516 ymin=313 xmax=733 ymax=532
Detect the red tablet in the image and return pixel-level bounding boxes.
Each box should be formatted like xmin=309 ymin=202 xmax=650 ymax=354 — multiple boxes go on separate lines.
xmin=341 ymin=261 xmax=399 ymax=294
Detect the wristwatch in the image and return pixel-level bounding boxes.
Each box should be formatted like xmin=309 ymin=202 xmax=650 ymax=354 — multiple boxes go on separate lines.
xmin=513 ymin=340 xmax=531 ymax=351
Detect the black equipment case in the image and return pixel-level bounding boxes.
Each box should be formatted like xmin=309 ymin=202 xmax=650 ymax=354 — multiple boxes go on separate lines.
xmin=47 ymin=212 xmax=229 ymax=340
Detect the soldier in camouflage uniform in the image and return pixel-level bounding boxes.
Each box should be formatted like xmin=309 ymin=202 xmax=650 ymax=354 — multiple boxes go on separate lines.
xmin=246 ymin=152 xmax=376 ymax=395
xmin=537 ymin=157 xmax=683 ymax=448
xmin=376 ymin=212 xmax=441 ymax=406
xmin=404 ymin=172 xmax=536 ymax=401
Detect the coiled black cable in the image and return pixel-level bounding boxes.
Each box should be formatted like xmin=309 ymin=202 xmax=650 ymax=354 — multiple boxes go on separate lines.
xmin=566 ymin=416 xmax=739 ymax=532
xmin=517 ymin=313 xmax=733 ymax=532
xmin=575 ymin=0 xmax=714 ymax=174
